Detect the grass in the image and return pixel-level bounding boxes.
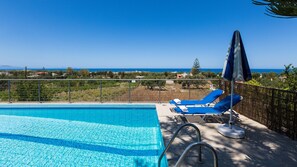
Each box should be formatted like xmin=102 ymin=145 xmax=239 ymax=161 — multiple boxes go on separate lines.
xmin=0 ymin=81 xmax=212 ymax=102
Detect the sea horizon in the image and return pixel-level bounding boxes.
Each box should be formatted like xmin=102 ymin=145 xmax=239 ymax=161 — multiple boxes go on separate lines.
xmin=0 ymin=67 xmax=284 ymax=74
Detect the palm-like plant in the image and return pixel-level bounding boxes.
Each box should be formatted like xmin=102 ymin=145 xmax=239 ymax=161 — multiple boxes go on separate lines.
xmin=253 ymin=0 xmax=297 ymax=18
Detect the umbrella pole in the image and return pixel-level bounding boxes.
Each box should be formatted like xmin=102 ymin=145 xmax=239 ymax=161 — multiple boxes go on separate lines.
xmin=217 ymin=79 xmax=244 ymax=138
xmin=217 ymin=30 xmax=248 ymax=138
xmin=229 ymin=80 xmax=234 ymax=128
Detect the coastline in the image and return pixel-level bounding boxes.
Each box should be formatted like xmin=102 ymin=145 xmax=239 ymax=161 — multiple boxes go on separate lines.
xmin=0 ymin=68 xmax=283 ymax=74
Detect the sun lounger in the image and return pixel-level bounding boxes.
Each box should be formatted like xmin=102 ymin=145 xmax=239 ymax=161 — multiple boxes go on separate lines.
xmin=174 ymin=94 xmax=242 ymax=122
xmin=169 ymin=89 xmax=224 ymax=106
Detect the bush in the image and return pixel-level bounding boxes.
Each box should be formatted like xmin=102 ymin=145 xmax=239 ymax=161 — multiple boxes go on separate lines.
xmin=141 ymin=75 xmax=165 ymax=90
xmin=15 ymin=81 xmax=53 ymax=101
xmin=283 ymin=64 xmax=297 ymax=91
xmin=180 ymin=74 xmax=207 ymax=89
xmin=247 ymin=79 xmax=262 ymax=86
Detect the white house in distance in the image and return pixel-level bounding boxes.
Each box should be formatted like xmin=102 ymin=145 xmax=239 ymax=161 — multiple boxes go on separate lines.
xmin=176 ymin=72 xmax=188 ymax=79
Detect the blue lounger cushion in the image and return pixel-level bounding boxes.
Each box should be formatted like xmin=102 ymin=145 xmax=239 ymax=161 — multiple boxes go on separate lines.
xmin=174 ymin=94 xmax=242 ymax=114
xmin=175 ymin=106 xmax=223 ymax=114
xmin=169 ymin=89 xmax=224 ymax=105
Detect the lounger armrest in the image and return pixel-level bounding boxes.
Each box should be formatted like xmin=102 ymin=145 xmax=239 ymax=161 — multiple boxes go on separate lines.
xmin=179 ymin=106 xmax=188 ymax=112
xmin=173 ymin=99 xmax=181 ymax=104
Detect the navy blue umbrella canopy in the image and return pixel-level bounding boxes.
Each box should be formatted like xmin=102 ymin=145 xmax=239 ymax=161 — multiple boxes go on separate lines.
xmin=222 ymin=30 xmax=252 ymax=82
xmin=218 ymin=30 xmax=252 ymax=138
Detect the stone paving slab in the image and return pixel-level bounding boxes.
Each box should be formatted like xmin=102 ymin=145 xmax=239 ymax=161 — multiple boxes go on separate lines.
xmin=156 ymin=103 xmax=297 ymax=167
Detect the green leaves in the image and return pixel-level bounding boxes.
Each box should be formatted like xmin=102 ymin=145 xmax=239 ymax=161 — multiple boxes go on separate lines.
xmin=141 ymin=75 xmax=165 ymax=90
xmin=247 ymin=79 xmax=262 ymax=86
xmin=253 ymin=0 xmax=297 ymax=18
xmin=283 ymin=64 xmax=297 ymax=91
xmin=15 ymin=81 xmax=53 ymax=101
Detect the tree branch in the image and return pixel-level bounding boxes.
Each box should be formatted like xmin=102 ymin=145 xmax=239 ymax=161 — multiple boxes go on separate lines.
xmin=252 ymin=0 xmax=297 ymax=18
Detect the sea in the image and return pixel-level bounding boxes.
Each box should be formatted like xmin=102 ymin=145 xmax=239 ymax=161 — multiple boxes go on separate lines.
xmin=0 ymin=67 xmax=284 ymax=74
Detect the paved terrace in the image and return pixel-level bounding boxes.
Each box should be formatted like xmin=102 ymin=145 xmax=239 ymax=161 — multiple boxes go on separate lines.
xmin=156 ymin=104 xmax=297 ymax=167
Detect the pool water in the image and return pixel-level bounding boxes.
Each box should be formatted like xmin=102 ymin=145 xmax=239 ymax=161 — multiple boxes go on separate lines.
xmin=0 ymin=104 xmax=167 ymax=166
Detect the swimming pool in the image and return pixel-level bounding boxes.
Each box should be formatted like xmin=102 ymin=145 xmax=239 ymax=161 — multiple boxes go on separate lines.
xmin=0 ymin=104 xmax=167 ymax=166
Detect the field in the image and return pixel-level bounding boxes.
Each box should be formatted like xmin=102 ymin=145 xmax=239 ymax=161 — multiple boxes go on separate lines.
xmin=0 ymin=81 xmax=215 ymax=103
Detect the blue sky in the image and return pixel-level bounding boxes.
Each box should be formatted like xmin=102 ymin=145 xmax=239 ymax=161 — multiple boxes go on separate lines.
xmin=0 ymin=0 xmax=296 ymax=69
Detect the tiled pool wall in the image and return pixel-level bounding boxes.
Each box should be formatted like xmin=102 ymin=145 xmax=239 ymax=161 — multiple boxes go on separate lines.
xmin=0 ymin=104 xmax=167 ymax=166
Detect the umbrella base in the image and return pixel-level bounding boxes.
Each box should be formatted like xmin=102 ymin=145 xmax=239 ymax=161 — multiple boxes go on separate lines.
xmin=217 ymin=124 xmax=245 ymax=139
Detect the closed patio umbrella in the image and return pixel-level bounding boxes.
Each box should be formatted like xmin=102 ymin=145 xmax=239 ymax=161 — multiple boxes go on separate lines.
xmin=217 ymin=30 xmax=252 ymax=139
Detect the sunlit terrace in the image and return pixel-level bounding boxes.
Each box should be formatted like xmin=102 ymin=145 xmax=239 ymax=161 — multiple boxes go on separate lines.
xmin=0 ymin=78 xmax=296 ymax=166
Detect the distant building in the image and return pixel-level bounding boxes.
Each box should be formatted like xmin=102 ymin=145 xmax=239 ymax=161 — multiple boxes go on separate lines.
xmin=279 ymin=76 xmax=287 ymax=82
xmin=176 ymin=74 xmax=183 ymax=79
xmin=166 ymin=80 xmax=174 ymax=84
xmin=0 ymin=71 xmax=10 ymax=76
xmin=28 ymin=74 xmax=39 ymax=78
xmin=36 ymin=72 xmax=48 ymax=76
xmin=176 ymin=73 xmax=188 ymax=79
xmin=135 ymin=76 xmax=144 ymax=79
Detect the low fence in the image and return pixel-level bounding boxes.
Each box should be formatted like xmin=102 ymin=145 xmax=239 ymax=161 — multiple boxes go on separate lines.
xmin=0 ymin=79 xmax=220 ymax=103
xmin=221 ymin=81 xmax=297 ymax=140
xmin=1 ymin=79 xmax=296 ymax=140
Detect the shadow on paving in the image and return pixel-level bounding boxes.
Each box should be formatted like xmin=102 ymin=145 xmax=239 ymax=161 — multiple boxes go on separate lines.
xmin=160 ymin=116 xmax=217 ymax=167
xmin=159 ymin=115 xmax=297 ymax=167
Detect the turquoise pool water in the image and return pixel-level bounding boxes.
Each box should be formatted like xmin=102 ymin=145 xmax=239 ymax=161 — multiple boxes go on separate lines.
xmin=0 ymin=104 xmax=167 ymax=166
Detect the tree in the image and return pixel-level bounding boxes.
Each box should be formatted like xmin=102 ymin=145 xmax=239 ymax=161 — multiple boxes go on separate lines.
xmin=202 ymin=71 xmax=217 ymax=78
xmin=107 ymin=71 xmax=114 ymax=78
xmin=252 ymin=1 xmax=297 ymax=90
xmin=79 ymin=69 xmax=90 ymax=78
xmin=191 ymin=58 xmax=200 ymax=75
xmin=181 ymin=74 xmax=207 ymax=89
xmin=141 ymin=75 xmax=165 ymax=90
xmin=283 ymin=64 xmax=292 ymax=76
xmin=252 ymin=73 xmax=261 ymax=79
xmin=253 ymin=0 xmax=297 ymax=18
xmin=25 ymin=66 xmax=28 ymax=79
xmin=283 ymin=64 xmax=297 ymax=91
xmin=66 ymin=67 xmax=74 ymax=76
xmin=119 ymin=72 xmax=125 ymax=79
